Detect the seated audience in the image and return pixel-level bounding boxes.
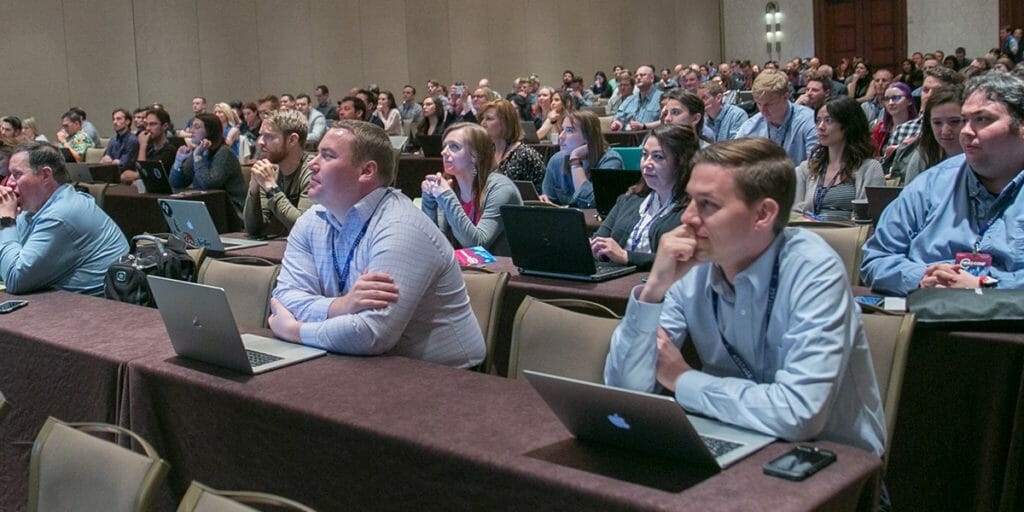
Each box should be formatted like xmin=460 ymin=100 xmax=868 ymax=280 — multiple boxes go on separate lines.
xmin=213 ymin=102 xmax=242 ymax=157
xmin=0 ymin=138 xmax=15 ymax=189
xmin=243 ymin=109 xmax=313 ymax=238
xmin=69 ymin=107 xmax=100 ymax=143
xmin=870 ymin=82 xmax=916 ymax=159
xmin=591 ymin=71 xmax=613 ymax=99
xmin=478 ymin=100 xmax=546 ymax=189
xmin=125 ymin=108 xmax=177 ymax=184
xmin=0 ymin=141 xmax=128 ymax=295
xmin=56 ymin=110 xmax=95 ymax=162
xmin=605 ymin=137 xmax=886 ymax=458
xmin=100 ymin=108 xmax=139 ymax=172
xmin=415 ymin=95 xmax=447 ymax=143
xmin=607 ymin=74 xmax=634 ymax=115
xmin=794 ymin=96 xmax=884 ymax=220
xmin=610 ymin=66 xmax=663 ymax=131
xmin=590 ymin=125 xmax=699 ymax=270
xmin=337 ymin=96 xmax=367 ymax=121
xmin=314 ymin=85 xmax=339 ymax=121
xmin=240 ymin=101 xmax=261 ymax=148
xmin=894 ymin=59 xmax=924 ymax=90
xmin=536 ymin=90 xmax=574 ymax=144
xmin=20 ymin=117 xmax=47 ymax=142
xmin=897 ymin=87 xmax=965 ymax=184
xmin=541 ymin=110 xmax=624 ymax=208
xmin=659 ymin=89 xmax=715 ymax=144
xmin=795 ymin=74 xmax=832 ymax=112
xmin=444 ymin=83 xmax=477 ymax=126
xmin=861 ymin=69 xmax=894 ymax=126
xmin=420 ymin=123 xmax=522 ymax=256
xmin=269 ymin=120 xmax=485 ymax=368
xmin=399 ymin=85 xmax=423 ymax=126
xmin=170 ymin=113 xmax=245 ymax=225
xmin=370 ymin=90 xmax=403 ymax=136
xmin=698 ymin=81 xmax=748 ymax=142
xmin=847 ymin=61 xmax=873 ymax=101
xmin=0 ymin=117 xmax=21 ymax=139
xmin=295 ymin=94 xmax=327 ymax=145
xmin=736 ymin=69 xmax=819 ymax=164
xmin=861 ymin=73 xmax=1024 ymax=295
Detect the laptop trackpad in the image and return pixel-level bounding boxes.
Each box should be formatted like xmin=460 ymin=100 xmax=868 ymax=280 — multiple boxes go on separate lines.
xmin=526 ymin=439 xmax=716 ymax=492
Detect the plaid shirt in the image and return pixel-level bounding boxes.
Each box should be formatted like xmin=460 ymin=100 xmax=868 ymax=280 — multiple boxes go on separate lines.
xmin=887 ymin=116 xmax=922 ymax=148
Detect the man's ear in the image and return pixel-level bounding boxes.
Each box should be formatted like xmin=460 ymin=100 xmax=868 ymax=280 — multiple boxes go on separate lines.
xmin=754 ymin=197 xmax=780 ymax=232
xmin=359 ymin=159 xmax=378 ymax=180
xmin=39 ymin=166 xmax=54 ymax=181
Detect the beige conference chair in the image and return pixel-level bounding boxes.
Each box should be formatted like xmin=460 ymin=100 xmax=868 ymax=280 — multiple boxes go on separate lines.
xmin=461 ymin=268 xmax=510 ymax=374
xmin=29 ymin=417 xmax=169 ymax=512
xmin=177 ymin=481 xmax=316 ymax=512
xmin=197 ymin=256 xmax=280 ymax=330
xmin=508 ymin=296 xmax=621 ymax=383
xmin=860 ymin=311 xmax=915 ymax=471
xmin=790 ymin=221 xmax=871 ymax=286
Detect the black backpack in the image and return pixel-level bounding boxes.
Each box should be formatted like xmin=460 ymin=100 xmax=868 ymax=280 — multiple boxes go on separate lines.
xmin=103 ymin=235 xmax=198 ymax=307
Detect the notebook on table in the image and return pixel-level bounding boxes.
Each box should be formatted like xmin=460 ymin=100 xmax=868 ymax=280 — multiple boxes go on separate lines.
xmin=158 ymin=198 xmax=266 ymax=252
xmin=500 ymin=205 xmax=635 ymax=282
xmin=137 ymin=160 xmax=174 ymax=194
xmin=591 ymin=168 xmax=642 ymax=218
xmin=524 ymin=371 xmax=775 ymax=469
xmin=147 ymin=275 xmax=325 ymax=374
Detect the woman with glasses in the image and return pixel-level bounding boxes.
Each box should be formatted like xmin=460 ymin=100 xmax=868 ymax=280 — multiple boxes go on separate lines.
xmin=870 ymin=82 xmax=916 ymax=157
xmin=589 ymin=125 xmax=698 ymax=269
xmin=794 ymin=96 xmax=884 ymax=221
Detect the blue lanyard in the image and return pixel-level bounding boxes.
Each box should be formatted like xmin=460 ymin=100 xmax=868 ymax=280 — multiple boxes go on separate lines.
xmin=767 ymin=104 xmax=795 ymax=146
xmin=811 ymin=169 xmax=843 ymax=215
xmin=329 ymin=191 xmax=390 ymax=293
xmin=709 ymin=255 xmax=781 ymax=382
xmin=973 ymin=169 xmax=1024 ymax=253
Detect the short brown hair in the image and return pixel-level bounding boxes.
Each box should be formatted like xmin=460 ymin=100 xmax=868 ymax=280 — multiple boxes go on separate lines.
xmin=692 ymin=138 xmax=795 ymax=234
xmin=478 ymin=100 xmax=522 ymax=145
xmin=263 ymin=109 xmax=309 ymax=146
xmin=333 ymin=120 xmax=395 ymax=186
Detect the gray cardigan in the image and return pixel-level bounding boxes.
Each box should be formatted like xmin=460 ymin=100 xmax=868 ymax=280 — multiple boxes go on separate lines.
xmin=593 ymin=192 xmax=685 ymax=270
xmin=421 ymin=172 xmax=523 ymax=256
xmin=793 ymin=158 xmax=885 ymax=219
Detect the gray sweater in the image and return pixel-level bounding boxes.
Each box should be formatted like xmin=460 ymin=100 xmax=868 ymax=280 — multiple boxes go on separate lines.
xmin=421 ymin=172 xmax=523 ymax=256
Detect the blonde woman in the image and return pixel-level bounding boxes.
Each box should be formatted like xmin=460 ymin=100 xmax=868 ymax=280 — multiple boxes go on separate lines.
xmin=213 ymin=102 xmax=241 ymax=156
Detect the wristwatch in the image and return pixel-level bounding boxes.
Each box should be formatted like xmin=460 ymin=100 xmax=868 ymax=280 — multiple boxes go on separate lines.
xmin=0 ymin=216 xmax=15 ymax=228
xmin=265 ymin=186 xmax=281 ymax=200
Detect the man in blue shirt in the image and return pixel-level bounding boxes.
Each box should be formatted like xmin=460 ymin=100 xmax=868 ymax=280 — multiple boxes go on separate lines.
xmin=0 ymin=141 xmax=128 ymax=295
xmin=698 ymin=81 xmax=749 ymax=142
xmin=861 ymin=73 xmax=1024 ymax=295
xmin=610 ymin=65 xmax=663 ymax=132
xmin=605 ymin=138 xmax=885 ymax=457
xmin=100 ymin=108 xmax=139 ymax=172
xmin=736 ymin=68 xmax=819 ymax=165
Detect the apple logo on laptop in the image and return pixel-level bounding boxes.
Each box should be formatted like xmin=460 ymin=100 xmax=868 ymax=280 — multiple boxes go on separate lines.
xmin=186 ymin=220 xmax=195 ymax=230
xmin=607 ymin=413 xmax=631 ymax=430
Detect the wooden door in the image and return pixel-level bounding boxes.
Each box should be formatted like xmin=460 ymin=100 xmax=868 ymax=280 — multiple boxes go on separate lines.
xmin=814 ymin=0 xmax=907 ymax=72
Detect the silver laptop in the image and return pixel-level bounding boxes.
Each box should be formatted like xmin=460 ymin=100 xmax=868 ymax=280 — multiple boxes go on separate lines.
xmin=66 ymin=163 xmax=95 ymax=183
xmin=513 ymin=180 xmax=540 ymax=201
xmin=388 ymin=135 xmax=409 ymax=152
xmin=158 ymin=198 xmax=267 ymax=252
xmin=147 ymin=275 xmax=325 ymax=374
xmin=524 ymin=371 xmax=775 ymax=469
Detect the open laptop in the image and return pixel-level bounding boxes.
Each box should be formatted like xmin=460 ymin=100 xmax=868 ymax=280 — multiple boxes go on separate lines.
xmin=514 ymin=180 xmax=541 ymax=201
xmin=137 ymin=160 xmax=174 ymax=194
xmin=500 ymin=205 xmax=635 ymax=282
xmin=520 ymin=121 xmax=541 ymax=144
xmin=147 ymin=276 xmax=325 ymax=374
xmin=524 ymin=371 xmax=775 ymax=469
xmin=66 ymin=163 xmax=95 ymax=184
xmin=158 ymin=198 xmax=267 ymax=252
xmin=418 ymin=134 xmax=443 ymax=157
xmin=389 ymin=135 xmax=409 ymax=152
xmin=865 ymin=186 xmax=901 ymax=225
xmin=591 ymin=168 xmax=642 ymax=218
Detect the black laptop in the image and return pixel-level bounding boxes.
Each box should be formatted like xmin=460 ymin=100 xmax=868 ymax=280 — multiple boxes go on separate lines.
xmin=500 ymin=205 xmax=636 ymax=282
xmin=865 ymin=186 xmax=902 ymax=226
xmin=591 ymin=168 xmax=642 ymax=218
xmin=514 ymin=181 xmax=541 ymax=201
xmin=418 ymin=134 xmax=443 ymax=157
xmin=137 ymin=160 xmax=173 ymax=194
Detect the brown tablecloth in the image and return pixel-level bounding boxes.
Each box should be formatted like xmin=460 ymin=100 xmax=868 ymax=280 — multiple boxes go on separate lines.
xmin=475 ymin=257 xmax=646 ymax=377
xmin=102 ymin=186 xmax=233 ymax=239
xmin=886 ymin=327 xmax=1024 ymax=512
xmin=125 ymin=353 xmax=880 ymax=511
xmin=0 ymin=291 xmax=175 ymax=510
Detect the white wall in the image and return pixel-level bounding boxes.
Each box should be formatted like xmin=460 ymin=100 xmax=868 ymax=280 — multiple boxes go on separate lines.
xmin=906 ymin=0 xmax=998 ymax=58
xmin=722 ymin=0 xmax=816 ymax=64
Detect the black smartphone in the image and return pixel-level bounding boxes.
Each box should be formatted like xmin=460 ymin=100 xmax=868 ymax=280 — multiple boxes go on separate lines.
xmin=763 ymin=445 xmax=837 ymax=481
xmin=0 ymin=299 xmax=28 ymax=314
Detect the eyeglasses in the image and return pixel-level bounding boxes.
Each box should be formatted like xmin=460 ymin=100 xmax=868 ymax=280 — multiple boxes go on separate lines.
xmin=884 ymin=95 xmax=905 ymax=103
xmin=815 ymin=116 xmax=835 ymax=126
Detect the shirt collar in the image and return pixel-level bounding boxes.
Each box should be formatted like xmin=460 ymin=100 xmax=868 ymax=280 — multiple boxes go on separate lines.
xmin=320 ymin=187 xmax=391 ymax=231
xmin=708 ymin=232 xmax=785 ymax=303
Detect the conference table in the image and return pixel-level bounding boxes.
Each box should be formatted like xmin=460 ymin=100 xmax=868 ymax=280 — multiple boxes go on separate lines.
xmin=0 ymin=290 xmax=881 ymax=511
xmin=102 ymin=186 xmax=235 ymax=239
xmin=87 ymin=163 xmax=120 ymax=183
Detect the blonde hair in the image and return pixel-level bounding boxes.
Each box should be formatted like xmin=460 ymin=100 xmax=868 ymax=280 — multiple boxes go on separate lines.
xmin=751 ymin=69 xmax=790 ymax=97
xmin=214 ymin=102 xmax=240 ymax=127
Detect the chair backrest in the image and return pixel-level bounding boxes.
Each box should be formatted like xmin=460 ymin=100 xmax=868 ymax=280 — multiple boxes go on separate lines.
xmin=77 ymin=182 xmax=109 ymax=208
xmin=508 ymin=296 xmax=620 ymax=383
xmin=197 ymin=257 xmax=280 ymax=330
xmin=860 ymin=312 xmax=915 ymax=470
xmin=791 ymin=221 xmax=870 ymax=286
xmin=598 ymin=115 xmax=613 ymax=132
xmin=85 ymin=147 xmax=105 ymax=163
xmin=461 ymin=269 xmax=509 ymax=374
xmin=177 ymin=481 xmax=316 ymax=512
xmin=0 ymin=391 xmax=9 ymax=424
xmin=186 ymin=247 xmax=207 ymax=270
xmin=29 ymin=417 xmax=169 ymax=512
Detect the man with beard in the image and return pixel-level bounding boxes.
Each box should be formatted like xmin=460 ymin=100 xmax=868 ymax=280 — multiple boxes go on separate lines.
xmin=243 ymin=109 xmax=314 ymax=238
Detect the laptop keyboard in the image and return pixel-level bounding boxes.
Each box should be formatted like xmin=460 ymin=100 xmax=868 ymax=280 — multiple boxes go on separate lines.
xmin=594 ymin=262 xmax=625 ymax=276
xmin=700 ymin=435 xmax=744 ymax=457
xmin=246 ymin=349 xmax=283 ymax=367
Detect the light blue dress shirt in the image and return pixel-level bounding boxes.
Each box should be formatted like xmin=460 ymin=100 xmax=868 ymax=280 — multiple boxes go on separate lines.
xmin=861 ymin=154 xmax=1024 ymax=296
xmin=736 ymin=103 xmax=819 ymax=165
xmin=706 ymin=104 xmax=750 ymax=142
xmin=273 ymin=188 xmax=485 ymax=368
xmin=613 ymin=88 xmax=663 ymax=124
xmin=0 ymin=184 xmax=128 ymax=296
xmin=605 ymin=228 xmax=887 ymax=456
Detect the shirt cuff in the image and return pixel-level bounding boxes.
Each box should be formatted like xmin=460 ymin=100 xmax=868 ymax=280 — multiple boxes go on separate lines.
xmin=623 ymin=284 xmax=664 ymax=327
xmin=675 ymin=369 xmax=715 ymax=412
xmin=298 ymin=321 xmax=322 ymax=347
